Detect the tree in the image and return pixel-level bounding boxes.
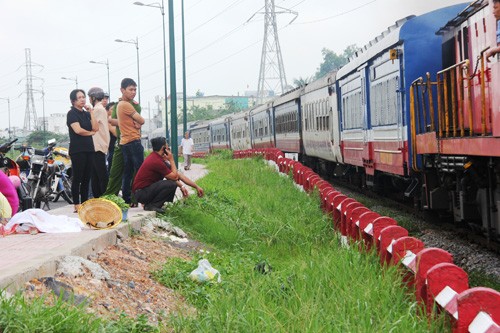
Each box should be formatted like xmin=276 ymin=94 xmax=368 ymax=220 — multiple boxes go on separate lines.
xmin=26 ymin=131 xmax=69 ymax=148
xmin=315 ymin=44 xmax=360 ymax=79
xmin=180 ymin=101 xmax=244 ymax=123
xmin=293 ymin=76 xmax=314 ymax=88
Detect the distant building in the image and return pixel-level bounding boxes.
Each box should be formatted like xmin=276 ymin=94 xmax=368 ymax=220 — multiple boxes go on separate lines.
xmin=172 ymin=94 xmax=257 ymax=114
xmin=35 ymin=113 xmax=67 ymax=135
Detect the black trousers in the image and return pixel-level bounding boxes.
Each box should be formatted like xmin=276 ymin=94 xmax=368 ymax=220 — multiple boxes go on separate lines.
xmin=70 ymin=151 xmax=94 ymax=205
xmin=134 ymin=180 xmax=177 ymax=208
xmin=91 ymin=151 xmax=108 ymax=198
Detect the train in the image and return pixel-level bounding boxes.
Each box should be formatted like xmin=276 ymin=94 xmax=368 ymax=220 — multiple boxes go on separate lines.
xmin=173 ymin=1 xmax=500 ymax=238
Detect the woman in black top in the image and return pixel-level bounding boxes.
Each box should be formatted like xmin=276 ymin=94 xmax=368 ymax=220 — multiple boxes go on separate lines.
xmin=66 ymin=89 xmax=98 ymax=212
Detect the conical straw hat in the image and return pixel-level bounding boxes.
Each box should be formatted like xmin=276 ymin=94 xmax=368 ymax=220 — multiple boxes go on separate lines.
xmin=78 ymin=198 xmax=122 ymax=229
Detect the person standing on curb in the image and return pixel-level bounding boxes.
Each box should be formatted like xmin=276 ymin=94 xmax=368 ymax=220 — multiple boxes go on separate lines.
xmin=133 ymin=137 xmax=204 ymax=213
xmin=180 ymin=131 xmax=194 ymax=170
xmin=88 ymin=87 xmax=110 ymax=198
xmin=67 ymin=89 xmax=98 ymax=213
xmin=105 ymin=102 xmax=117 ymax=175
xmin=103 ymin=98 xmax=142 ymax=198
xmin=116 ymin=78 xmax=144 ymax=206
xmin=102 ymin=92 xmax=109 ymax=109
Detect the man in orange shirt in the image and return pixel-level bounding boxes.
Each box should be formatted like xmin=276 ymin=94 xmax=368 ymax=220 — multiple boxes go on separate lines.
xmin=116 ymin=78 xmax=145 ymax=205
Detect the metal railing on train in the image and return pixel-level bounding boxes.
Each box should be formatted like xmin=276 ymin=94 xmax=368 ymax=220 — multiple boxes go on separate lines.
xmin=409 ymin=48 xmax=491 ymax=172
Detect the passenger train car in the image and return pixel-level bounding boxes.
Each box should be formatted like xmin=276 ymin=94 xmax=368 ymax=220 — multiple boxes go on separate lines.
xmin=229 ymin=111 xmax=251 ymax=151
xmin=300 ymin=71 xmax=342 ymax=169
xmin=272 ymin=87 xmax=302 ymax=158
xmin=249 ymin=102 xmax=275 ymax=149
xmin=171 ymin=2 xmax=499 ymax=236
xmin=336 ymin=4 xmax=468 ymax=187
xmin=209 ymin=116 xmax=231 ymax=151
xmin=189 ymin=120 xmax=211 ymax=155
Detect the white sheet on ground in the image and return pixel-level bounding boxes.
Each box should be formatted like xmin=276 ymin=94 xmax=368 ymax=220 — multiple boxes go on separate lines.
xmin=5 ymin=209 xmax=85 ymax=233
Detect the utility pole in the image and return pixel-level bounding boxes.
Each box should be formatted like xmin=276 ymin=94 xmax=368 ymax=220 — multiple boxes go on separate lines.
xmin=22 ymin=48 xmax=43 ymax=131
xmin=248 ymin=1 xmax=297 ymax=104
xmin=168 ymin=0 xmax=179 ymax=167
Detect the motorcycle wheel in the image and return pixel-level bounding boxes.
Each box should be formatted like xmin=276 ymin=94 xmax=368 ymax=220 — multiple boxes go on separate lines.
xmin=26 ymin=180 xmax=43 ymax=209
xmin=60 ymin=178 xmax=73 ymax=204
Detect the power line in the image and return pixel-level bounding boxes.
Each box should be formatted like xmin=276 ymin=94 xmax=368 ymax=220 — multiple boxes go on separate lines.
xmin=293 ymin=0 xmax=377 ymax=25
xmin=186 ymin=0 xmax=249 ymax=36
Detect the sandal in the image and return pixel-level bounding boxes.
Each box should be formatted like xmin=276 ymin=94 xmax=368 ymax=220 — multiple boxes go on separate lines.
xmin=73 ymin=204 xmax=81 ymax=213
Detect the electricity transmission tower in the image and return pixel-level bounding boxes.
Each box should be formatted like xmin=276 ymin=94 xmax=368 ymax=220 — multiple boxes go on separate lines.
xmin=248 ymin=1 xmax=297 ymax=104
xmin=22 ymin=48 xmax=43 ymax=131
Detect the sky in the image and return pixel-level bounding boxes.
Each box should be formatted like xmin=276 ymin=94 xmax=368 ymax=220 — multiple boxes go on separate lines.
xmin=0 ymin=0 xmax=469 ymax=130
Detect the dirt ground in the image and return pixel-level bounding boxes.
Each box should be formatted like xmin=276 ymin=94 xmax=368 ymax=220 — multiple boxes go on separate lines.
xmin=23 ymin=222 xmax=205 ymax=325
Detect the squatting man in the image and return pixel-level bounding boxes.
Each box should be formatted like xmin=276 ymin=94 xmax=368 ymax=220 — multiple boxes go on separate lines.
xmin=132 ymin=137 xmax=204 ymax=213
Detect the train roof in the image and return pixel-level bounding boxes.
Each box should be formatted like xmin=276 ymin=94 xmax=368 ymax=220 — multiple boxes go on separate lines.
xmin=436 ymin=0 xmax=488 ymax=35
xmin=303 ymin=71 xmax=335 ymax=94
xmin=227 ymin=110 xmax=248 ymax=121
xmin=189 ymin=119 xmax=211 ymax=130
xmin=336 ymin=3 xmax=468 ymax=79
xmin=273 ymin=86 xmax=303 ymax=106
xmin=209 ymin=116 xmax=230 ymax=126
xmin=248 ymin=102 xmax=271 ymax=115
xmin=336 ymin=15 xmax=413 ymax=78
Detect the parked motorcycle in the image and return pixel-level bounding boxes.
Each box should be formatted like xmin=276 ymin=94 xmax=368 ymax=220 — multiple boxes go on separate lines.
xmin=51 ymin=149 xmax=73 ymax=204
xmin=0 ymin=138 xmax=33 ymax=211
xmin=26 ymin=139 xmax=72 ymax=209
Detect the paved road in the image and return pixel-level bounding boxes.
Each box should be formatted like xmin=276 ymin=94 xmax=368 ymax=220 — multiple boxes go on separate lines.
xmin=31 ymin=195 xmax=73 ymax=212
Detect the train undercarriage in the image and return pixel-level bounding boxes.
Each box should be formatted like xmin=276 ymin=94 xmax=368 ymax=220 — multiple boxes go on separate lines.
xmin=421 ymin=155 xmax=500 ymax=241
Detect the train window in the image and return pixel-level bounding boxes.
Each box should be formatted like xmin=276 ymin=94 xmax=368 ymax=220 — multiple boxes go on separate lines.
xmin=463 ymin=27 xmax=469 ymax=60
xmin=457 ymin=30 xmax=463 ymax=61
xmin=357 ymin=92 xmax=362 ymax=127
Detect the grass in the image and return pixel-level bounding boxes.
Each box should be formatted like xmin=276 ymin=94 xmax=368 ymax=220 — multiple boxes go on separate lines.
xmin=0 ymin=291 xmax=159 ymax=333
xmin=156 ymin=155 xmax=449 ymax=332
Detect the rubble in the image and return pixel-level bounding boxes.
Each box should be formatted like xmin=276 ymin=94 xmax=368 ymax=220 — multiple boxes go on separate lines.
xmin=22 ymin=220 xmax=200 ymax=324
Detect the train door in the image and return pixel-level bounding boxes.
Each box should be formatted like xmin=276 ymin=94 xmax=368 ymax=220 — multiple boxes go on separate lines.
xmin=468 ymin=5 xmax=493 ymax=134
xmin=368 ymin=49 xmax=406 ymax=176
xmin=225 ymin=120 xmax=230 ymax=149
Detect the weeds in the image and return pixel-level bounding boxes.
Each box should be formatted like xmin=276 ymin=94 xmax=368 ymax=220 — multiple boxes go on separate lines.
xmin=0 ymin=291 xmax=159 ymax=332
xmin=156 ymin=155 xmax=449 ymax=332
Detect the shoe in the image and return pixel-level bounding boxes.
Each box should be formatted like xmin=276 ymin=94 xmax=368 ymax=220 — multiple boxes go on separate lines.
xmin=73 ymin=204 xmax=81 ymax=213
xmin=144 ymin=205 xmax=165 ymax=214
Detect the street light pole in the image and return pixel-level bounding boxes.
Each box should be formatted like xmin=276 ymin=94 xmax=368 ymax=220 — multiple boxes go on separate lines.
xmin=61 ymin=76 xmax=78 ymax=88
xmin=168 ymin=0 xmax=178 ymax=167
xmin=181 ymin=0 xmax=187 ymax=136
xmin=134 ymin=1 xmax=169 ymax=144
xmin=89 ymin=59 xmax=110 ymax=99
xmin=0 ymin=97 xmax=10 ymax=139
xmin=115 ymin=37 xmax=141 ymax=104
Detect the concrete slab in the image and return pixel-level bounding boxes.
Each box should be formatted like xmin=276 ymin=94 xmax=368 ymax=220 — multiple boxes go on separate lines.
xmin=0 ymin=163 xmax=208 ymax=294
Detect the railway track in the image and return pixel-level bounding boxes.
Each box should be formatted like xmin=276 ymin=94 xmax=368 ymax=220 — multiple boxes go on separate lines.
xmin=321 ymin=176 xmax=500 ymax=286
xmin=326 ymin=176 xmax=500 ymax=253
